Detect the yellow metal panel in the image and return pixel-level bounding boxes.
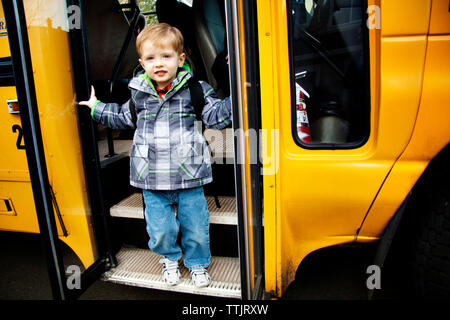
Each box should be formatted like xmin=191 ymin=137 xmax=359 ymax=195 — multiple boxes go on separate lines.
xmin=357 ymin=160 xmax=428 ymax=238
xmin=259 ymin=0 xmax=429 ymax=297
xmin=400 ymin=35 xmax=450 ymax=159
xmin=0 ymin=181 xmax=39 ymax=233
xmin=381 ymin=0 xmax=431 ymax=36
xmin=358 ymin=35 xmax=450 ymax=237
xmin=429 ymin=0 xmax=450 ymax=34
xmin=376 ymin=36 xmax=427 ymax=157
xmin=0 ymin=87 xmax=29 ymax=177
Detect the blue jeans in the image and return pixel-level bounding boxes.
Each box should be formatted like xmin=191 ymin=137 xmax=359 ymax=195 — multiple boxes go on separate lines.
xmin=142 ymin=186 xmax=211 ymax=270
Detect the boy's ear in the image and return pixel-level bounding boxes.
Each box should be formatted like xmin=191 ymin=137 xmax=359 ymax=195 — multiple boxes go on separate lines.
xmin=178 ymin=52 xmax=186 ymax=67
xmin=138 ymin=58 xmax=144 ymax=68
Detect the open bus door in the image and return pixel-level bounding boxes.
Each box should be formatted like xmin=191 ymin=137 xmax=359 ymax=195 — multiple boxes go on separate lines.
xmin=1 ymin=0 xmax=66 ymax=298
xmin=1 ymin=0 xmax=116 ymax=300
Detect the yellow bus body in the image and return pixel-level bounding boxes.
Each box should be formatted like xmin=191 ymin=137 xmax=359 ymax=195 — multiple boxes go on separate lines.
xmin=257 ymin=0 xmax=450 ymax=296
xmin=0 ymin=0 xmax=449 ymax=298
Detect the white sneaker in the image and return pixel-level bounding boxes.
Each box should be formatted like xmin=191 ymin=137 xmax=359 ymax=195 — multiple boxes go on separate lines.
xmin=159 ymin=258 xmax=181 ymax=286
xmin=190 ymin=268 xmax=211 ymax=288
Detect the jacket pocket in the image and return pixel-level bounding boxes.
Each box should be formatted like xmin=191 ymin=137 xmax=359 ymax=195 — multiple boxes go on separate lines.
xmin=177 ymin=141 xmax=211 ymax=181
xmin=130 ymin=144 xmax=149 ymax=182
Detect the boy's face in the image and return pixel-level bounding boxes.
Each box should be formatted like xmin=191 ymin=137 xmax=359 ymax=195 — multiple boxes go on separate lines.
xmin=139 ymin=40 xmax=186 ymax=89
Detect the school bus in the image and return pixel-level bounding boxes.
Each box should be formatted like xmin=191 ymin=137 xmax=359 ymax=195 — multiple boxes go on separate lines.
xmin=0 ymin=0 xmax=449 ymax=300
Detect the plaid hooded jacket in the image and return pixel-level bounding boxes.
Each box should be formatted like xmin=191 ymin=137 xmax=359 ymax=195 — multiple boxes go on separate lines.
xmin=91 ymin=65 xmax=232 ymax=190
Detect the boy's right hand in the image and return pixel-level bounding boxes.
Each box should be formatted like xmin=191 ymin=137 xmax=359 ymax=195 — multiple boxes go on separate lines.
xmin=78 ymin=86 xmax=97 ymax=109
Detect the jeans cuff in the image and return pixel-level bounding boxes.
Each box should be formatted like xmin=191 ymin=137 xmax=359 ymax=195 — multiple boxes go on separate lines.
xmin=184 ymin=259 xmax=211 ymax=270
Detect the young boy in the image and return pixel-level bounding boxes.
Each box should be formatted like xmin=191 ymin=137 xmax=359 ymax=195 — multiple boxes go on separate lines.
xmin=79 ymin=23 xmax=232 ymax=287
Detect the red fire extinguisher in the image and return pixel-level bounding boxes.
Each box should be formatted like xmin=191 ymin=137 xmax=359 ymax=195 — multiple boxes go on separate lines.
xmin=296 ymin=83 xmax=312 ymax=144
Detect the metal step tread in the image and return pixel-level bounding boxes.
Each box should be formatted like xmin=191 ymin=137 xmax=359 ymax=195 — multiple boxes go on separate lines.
xmin=110 ymin=193 xmax=237 ymax=225
xmin=102 ymin=247 xmax=241 ymax=298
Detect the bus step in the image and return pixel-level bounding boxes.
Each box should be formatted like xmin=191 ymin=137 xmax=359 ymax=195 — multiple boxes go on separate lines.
xmin=110 ymin=193 xmax=237 ymax=225
xmin=102 ymin=247 xmax=241 ymax=299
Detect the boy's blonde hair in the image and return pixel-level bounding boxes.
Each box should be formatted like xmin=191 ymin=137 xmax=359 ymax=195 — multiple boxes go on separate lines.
xmin=136 ymin=23 xmax=184 ymax=57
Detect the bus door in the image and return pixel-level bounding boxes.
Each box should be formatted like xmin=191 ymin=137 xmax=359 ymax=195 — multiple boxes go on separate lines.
xmin=1 ymin=0 xmax=115 ymax=300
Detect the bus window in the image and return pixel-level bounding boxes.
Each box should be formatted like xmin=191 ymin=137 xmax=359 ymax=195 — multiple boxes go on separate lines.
xmin=287 ymin=0 xmax=370 ymax=147
xmin=119 ymin=0 xmax=159 ymax=27
xmin=137 ymin=0 xmax=158 ymax=25
xmin=0 ymin=57 xmax=14 ymax=87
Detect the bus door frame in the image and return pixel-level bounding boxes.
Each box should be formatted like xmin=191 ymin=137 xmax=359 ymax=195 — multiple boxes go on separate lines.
xmin=226 ymin=0 xmax=265 ymax=300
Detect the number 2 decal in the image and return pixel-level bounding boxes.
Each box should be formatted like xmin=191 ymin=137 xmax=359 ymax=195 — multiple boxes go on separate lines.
xmin=12 ymin=124 xmax=26 ymax=150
